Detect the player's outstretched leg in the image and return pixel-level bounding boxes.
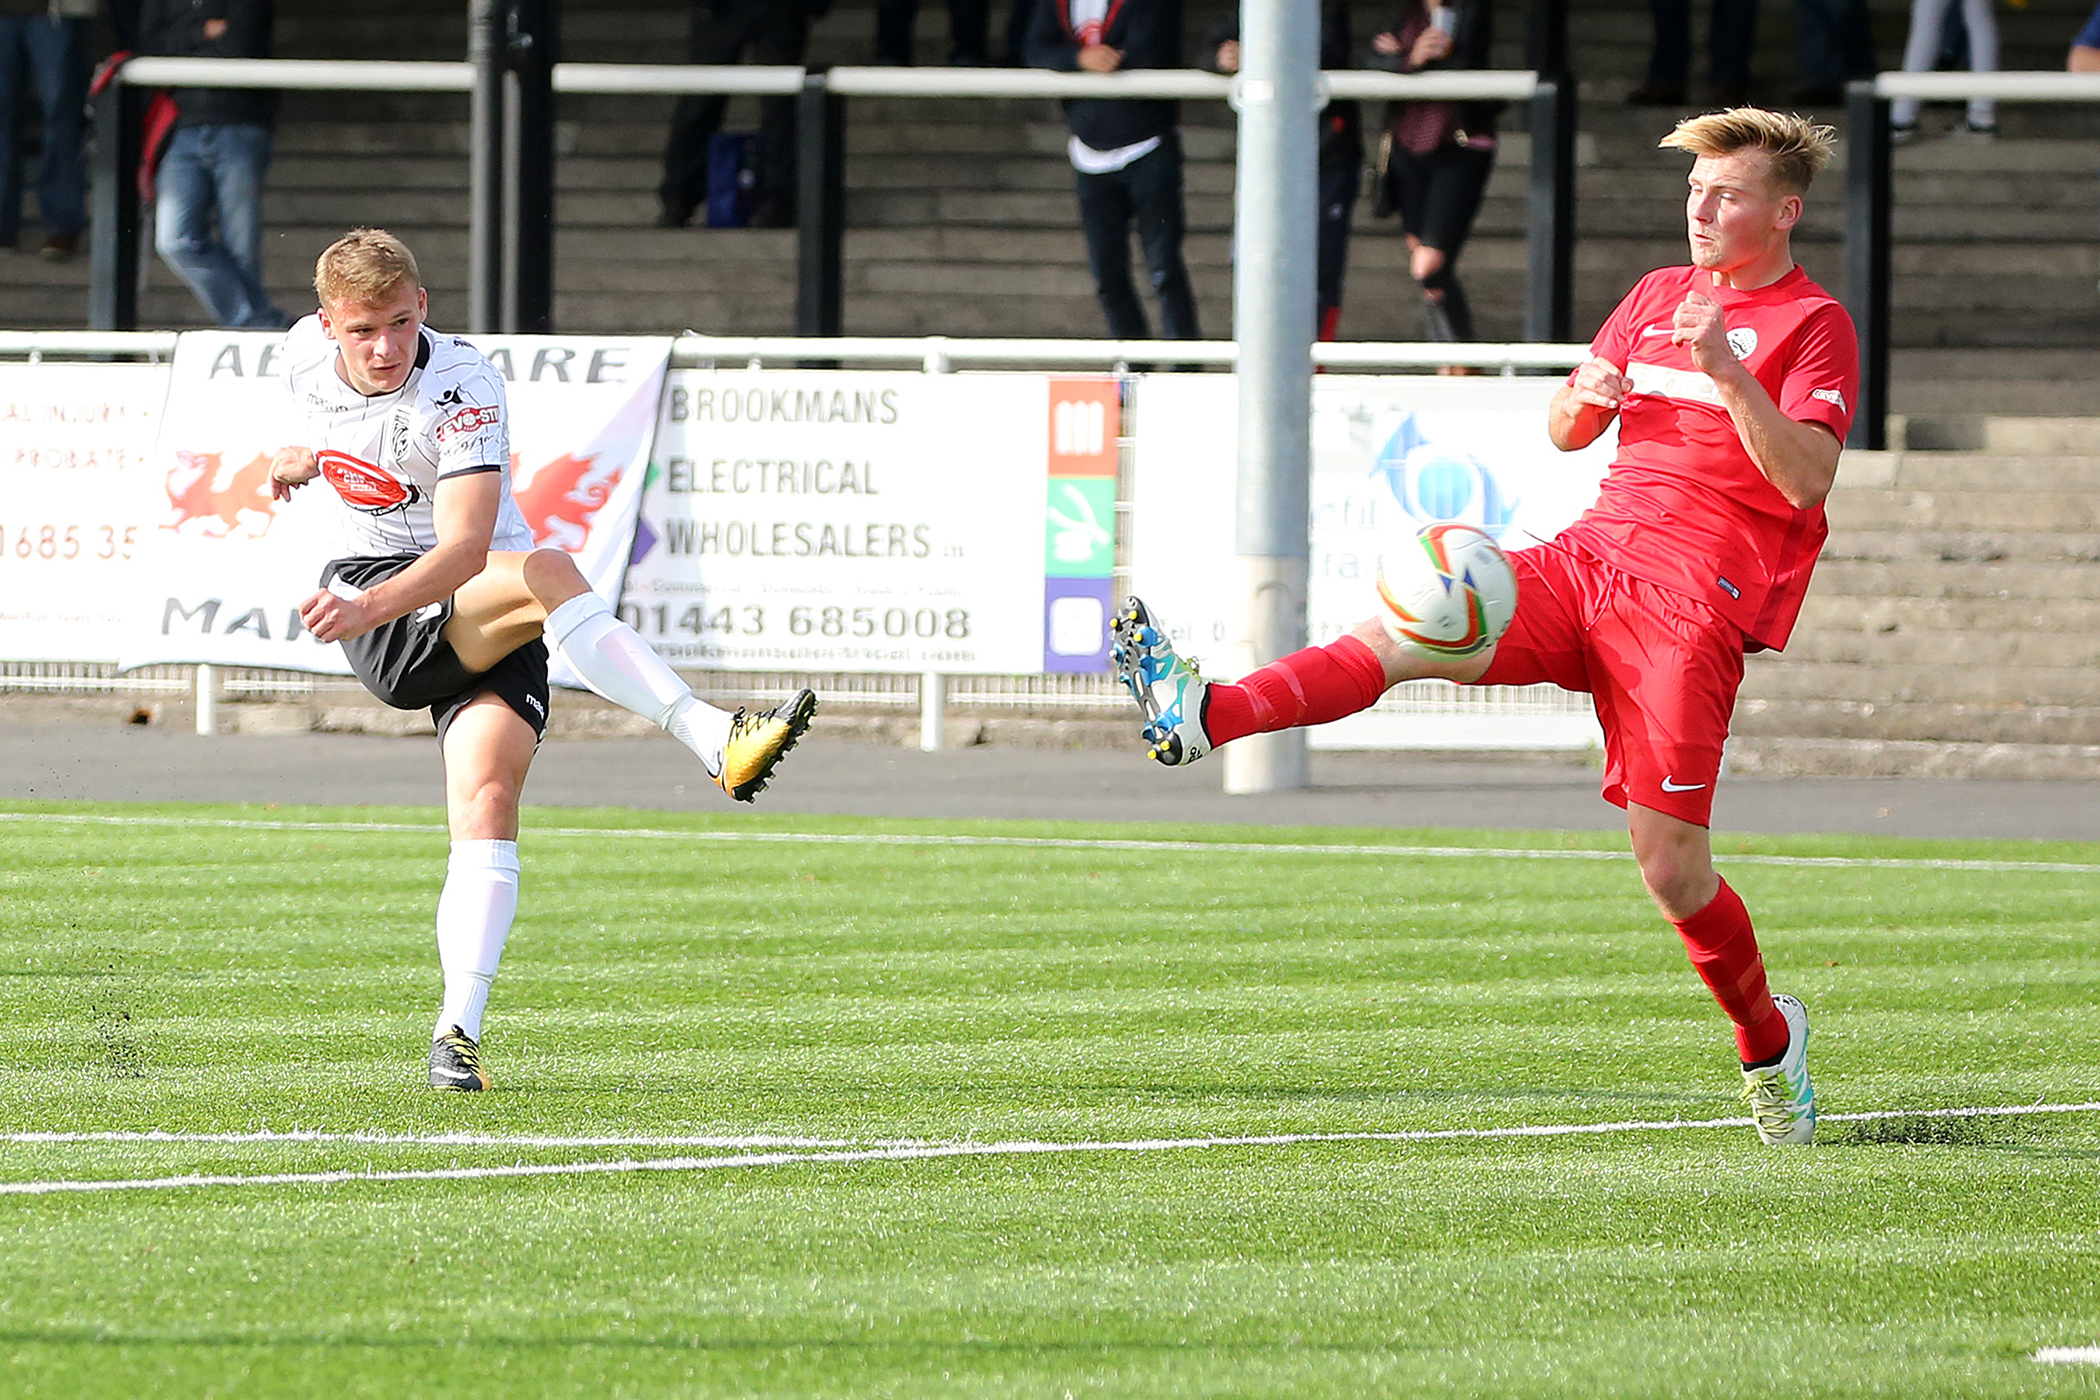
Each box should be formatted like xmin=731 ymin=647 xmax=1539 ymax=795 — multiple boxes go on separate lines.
xmin=1741 ymin=993 xmax=1816 ymax=1145
xmin=542 ymin=590 xmax=816 ymax=803
xmin=1110 ymin=596 xmax=1213 ymax=765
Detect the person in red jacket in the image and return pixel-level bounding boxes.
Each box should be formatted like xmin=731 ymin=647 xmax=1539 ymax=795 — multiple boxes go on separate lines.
xmin=1114 ymin=109 xmax=1856 ymax=1148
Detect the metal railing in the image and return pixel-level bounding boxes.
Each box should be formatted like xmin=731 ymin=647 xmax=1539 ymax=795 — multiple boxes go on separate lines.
xmin=90 ymin=55 xmax=1572 ymax=343
xmin=1844 ymin=70 xmax=2100 ymax=451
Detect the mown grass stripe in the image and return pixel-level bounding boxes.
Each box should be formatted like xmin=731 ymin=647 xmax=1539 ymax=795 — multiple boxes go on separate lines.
xmin=5 ymin=810 xmax=2099 ymax=876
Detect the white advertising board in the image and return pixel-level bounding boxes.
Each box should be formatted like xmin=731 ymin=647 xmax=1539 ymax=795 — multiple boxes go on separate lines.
xmin=622 ymin=370 xmax=1103 ymax=675
xmin=1129 ymin=373 xmax=1618 ymax=748
xmin=0 ymin=363 xmax=170 ymax=662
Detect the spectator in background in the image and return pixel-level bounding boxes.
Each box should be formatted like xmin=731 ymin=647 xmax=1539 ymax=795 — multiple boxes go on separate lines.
xmin=1026 ymin=0 xmax=1199 ymax=343
xmin=1629 ymin=0 xmax=1759 ymax=106
xmin=875 ymin=0 xmax=988 ymax=64
xmin=1203 ymin=4 xmax=1361 ymax=341
xmin=138 ymin=0 xmax=287 ymax=327
xmin=1368 ymin=0 xmax=1496 ymax=348
xmin=0 ymin=0 xmax=93 ymax=259
xmin=1788 ymin=0 xmax=1876 ymax=104
xmin=658 ymin=0 xmax=828 ymax=230
xmin=2068 ymin=2 xmax=2100 ymax=69
xmin=1891 ymin=0 xmax=1996 ymax=137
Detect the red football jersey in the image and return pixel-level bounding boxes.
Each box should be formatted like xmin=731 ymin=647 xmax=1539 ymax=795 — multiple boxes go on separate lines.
xmin=1559 ymin=264 xmax=1858 ymax=651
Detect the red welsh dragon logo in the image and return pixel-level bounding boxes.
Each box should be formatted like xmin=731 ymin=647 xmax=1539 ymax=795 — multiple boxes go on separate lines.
xmin=163 ymin=450 xmax=276 ymax=537
xmin=512 ymin=452 xmax=610 ymax=551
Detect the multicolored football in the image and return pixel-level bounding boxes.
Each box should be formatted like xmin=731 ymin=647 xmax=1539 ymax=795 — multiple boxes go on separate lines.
xmin=1374 ymin=521 xmax=1519 ymax=659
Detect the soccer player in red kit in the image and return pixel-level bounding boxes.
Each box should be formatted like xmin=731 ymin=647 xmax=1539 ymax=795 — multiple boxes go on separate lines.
xmin=1113 ymin=109 xmax=1854 ymax=1146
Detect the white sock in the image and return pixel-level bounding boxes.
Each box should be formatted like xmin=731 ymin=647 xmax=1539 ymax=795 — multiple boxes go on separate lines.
xmin=434 ymin=839 xmax=519 ymax=1043
xmin=544 ymin=592 xmax=733 ymax=762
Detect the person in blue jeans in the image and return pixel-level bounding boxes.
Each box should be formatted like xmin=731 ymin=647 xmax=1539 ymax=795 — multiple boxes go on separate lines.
xmin=139 ymin=0 xmax=287 ymax=328
xmin=0 ymin=0 xmax=92 ymax=258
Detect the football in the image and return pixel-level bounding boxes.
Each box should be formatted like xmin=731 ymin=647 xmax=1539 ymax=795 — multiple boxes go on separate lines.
xmin=1374 ymin=521 xmax=1519 ymax=659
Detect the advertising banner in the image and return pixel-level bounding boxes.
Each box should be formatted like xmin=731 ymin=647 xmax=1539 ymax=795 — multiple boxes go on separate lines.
xmin=0 ymin=363 xmax=170 ymax=663
xmin=1128 ymin=373 xmax=1617 ymax=747
xmin=622 ymin=370 xmax=1104 ymax=675
xmin=118 ymin=330 xmax=673 ymax=676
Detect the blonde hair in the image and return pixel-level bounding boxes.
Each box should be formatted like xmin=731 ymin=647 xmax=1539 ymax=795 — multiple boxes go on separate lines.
xmin=313 ymin=228 xmax=422 ymax=308
xmin=1658 ymin=108 xmax=1837 ymax=195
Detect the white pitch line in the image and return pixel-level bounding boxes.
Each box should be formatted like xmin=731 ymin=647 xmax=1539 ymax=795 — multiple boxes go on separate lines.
xmin=7 ymin=1100 xmax=2097 ymax=1156
xmin=2035 ymin=1348 xmax=2100 ymax=1365
xmin=1 ymin=1130 xmax=866 ymax=1150
xmin=3 ymin=1101 xmax=2095 ymax=1198
xmin=4 ymin=809 xmax=2099 ymax=876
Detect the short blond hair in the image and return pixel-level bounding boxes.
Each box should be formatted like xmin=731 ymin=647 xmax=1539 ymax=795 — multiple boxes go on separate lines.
xmin=314 ymin=228 xmax=422 ymax=308
xmin=1658 ymin=108 xmax=1837 ymax=195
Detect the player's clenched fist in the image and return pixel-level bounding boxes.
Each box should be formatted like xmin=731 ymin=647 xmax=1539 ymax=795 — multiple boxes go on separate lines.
xmin=1671 ymin=289 xmax=1732 ymax=373
xmin=297 ymin=585 xmax=371 ymax=645
xmin=270 ymin=445 xmax=320 ymax=501
xmin=1567 ymin=356 xmax=1632 ymax=411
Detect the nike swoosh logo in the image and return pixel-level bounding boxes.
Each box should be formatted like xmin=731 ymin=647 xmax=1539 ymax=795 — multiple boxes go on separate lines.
xmin=1641 ymin=325 xmax=1674 ymax=337
xmin=1660 ymin=776 xmax=1708 ymax=792
xmin=431 ymin=1065 xmax=477 ymax=1080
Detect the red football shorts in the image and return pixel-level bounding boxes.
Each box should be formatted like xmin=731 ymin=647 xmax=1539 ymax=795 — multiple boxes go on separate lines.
xmin=1477 ymin=536 xmax=1746 ymax=826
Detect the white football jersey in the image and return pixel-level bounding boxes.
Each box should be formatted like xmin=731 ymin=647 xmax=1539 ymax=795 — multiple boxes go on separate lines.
xmin=280 ymin=315 xmax=535 ymax=558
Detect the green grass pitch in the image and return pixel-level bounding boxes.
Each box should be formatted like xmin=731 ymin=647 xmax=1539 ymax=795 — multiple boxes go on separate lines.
xmin=1 ymin=800 xmax=2097 ymax=1398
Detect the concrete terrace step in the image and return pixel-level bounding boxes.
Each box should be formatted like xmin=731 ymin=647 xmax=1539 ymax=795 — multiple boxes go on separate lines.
xmin=1724 ymin=735 xmax=2100 ymax=781
xmin=1733 ymin=697 xmax=2100 ymax=747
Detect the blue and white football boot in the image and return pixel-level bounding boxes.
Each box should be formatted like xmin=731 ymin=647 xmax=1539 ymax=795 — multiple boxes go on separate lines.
xmin=1740 ymin=993 xmax=1816 ymax=1145
xmin=1110 ymin=596 xmax=1213 ymax=766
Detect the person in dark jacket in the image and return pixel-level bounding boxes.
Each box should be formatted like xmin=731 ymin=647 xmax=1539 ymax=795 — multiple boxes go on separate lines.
xmin=1026 ymin=0 xmax=1198 ymax=342
xmin=1203 ymin=3 xmax=1361 ymax=340
xmin=658 ymin=0 xmax=828 ymax=230
xmin=1368 ymin=0 xmax=1495 ymax=345
xmin=137 ymin=0 xmax=286 ymax=327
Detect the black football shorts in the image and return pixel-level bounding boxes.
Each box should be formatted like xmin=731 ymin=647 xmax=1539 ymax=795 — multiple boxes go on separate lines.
xmin=321 ymin=555 xmax=550 ymax=744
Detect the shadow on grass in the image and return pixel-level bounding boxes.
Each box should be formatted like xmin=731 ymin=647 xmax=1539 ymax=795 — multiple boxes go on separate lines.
xmin=1822 ymin=1108 xmax=2098 ymax=1156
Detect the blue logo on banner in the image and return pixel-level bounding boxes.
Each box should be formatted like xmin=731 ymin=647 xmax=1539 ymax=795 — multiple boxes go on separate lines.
xmin=1371 ymin=413 xmax=1517 ymax=538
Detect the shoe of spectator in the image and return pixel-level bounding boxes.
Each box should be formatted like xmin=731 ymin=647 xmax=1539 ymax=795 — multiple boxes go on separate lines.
xmin=1627 ymin=81 xmax=1688 ymax=106
xmin=1889 ymin=121 xmax=1919 ymax=144
xmin=655 ymin=202 xmax=695 ymax=229
xmin=1711 ymin=80 xmax=1752 ymax=105
xmin=38 ymin=232 xmax=79 ymax=262
xmin=1953 ymin=120 xmax=1996 ymax=139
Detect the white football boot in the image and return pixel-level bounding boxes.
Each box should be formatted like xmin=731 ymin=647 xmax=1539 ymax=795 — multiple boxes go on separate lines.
xmin=1110 ymin=596 xmax=1213 ymax=766
xmin=1741 ymin=993 xmax=1816 ymax=1145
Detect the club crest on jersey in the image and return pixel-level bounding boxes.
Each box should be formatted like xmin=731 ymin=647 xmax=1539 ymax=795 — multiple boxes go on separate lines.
xmin=318 ymin=449 xmax=418 ymax=512
xmin=1726 ymin=327 xmax=1758 ymax=360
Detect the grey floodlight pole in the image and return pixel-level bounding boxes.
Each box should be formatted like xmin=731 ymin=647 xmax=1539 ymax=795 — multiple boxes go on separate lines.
xmin=1222 ymin=0 xmax=1320 ymax=796
xmin=467 ymin=0 xmax=503 ymax=334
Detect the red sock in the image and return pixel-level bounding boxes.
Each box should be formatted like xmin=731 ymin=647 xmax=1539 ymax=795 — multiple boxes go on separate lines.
xmin=1204 ymin=635 xmax=1388 ymax=747
xmin=1671 ymin=878 xmax=1786 ymax=1064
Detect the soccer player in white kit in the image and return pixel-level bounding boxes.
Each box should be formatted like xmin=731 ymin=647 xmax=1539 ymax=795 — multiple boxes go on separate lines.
xmin=270 ymin=228 xmax=816 ymax=1091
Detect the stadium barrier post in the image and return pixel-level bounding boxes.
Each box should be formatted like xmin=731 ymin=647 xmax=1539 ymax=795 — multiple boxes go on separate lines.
xmin=468 ymin=0 xmax=505 ymax=334
xmin=796 ymin=72 xmax=846 ymax=354
xmin=1843 ymin=79 xmax=1890 ymax=452
xmin=919 ymin=672 xmax=946 ymax=751
xmin=502 ymin=0 xmax=559 ymax=334
xmin=1222 ymin=0 xmax=1319 ymax=796
xmin=194 ymin=664 xmax=217 ymax=736
xmin=87 ymin=73 xmax=143 ymax=332
xmin=1523 ymin=76 xmax=1574 ymax=343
